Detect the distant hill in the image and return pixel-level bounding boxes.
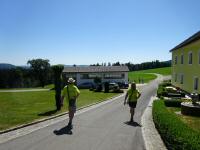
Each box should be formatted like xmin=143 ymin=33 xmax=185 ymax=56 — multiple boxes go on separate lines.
xmin=0 ymin=63 xmax=16 ymax=69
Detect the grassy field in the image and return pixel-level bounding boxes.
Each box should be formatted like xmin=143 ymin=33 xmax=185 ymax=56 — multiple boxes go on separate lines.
xmin=128 ymin=72 xmax=157 ymax=83
xmin=128 ymin=67 xmax=171 ymax=83
xmin=0 ymin=90 xmax=118 ymax=130
xmin=135 ymin=67 xmax=171 ymax=75
xmin=168 ymin=107 xmax=200 ymax=132
xmin=0 ymin=84 xmax=54 ymax=90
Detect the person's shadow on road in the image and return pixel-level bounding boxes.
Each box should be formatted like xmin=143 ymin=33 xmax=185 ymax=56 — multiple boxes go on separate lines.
xmin=53 ymin=126 xmax=73 ymax=135
xmin=124 ymin=121 xmax=142 ymax=127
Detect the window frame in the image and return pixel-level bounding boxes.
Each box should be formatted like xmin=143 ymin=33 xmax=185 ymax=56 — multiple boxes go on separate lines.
xmin=174 ymin=73 xmax=177 ymax=82
xmin=188 ymin=51 xmax=193 ymax=65
xmin=198 ymin=50 xmax=200 ymax=65
xmin=193 ymin=76 xmax=199 ymax=91
xmin=181 ymin=53 xmax=184 ymax=64
xmin=180 ymin=74 xmax=184 ymax=84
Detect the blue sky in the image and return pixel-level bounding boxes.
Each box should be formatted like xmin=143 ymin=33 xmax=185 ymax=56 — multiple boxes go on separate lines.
xmin=0 ymin=0 xmax=200 ymax=65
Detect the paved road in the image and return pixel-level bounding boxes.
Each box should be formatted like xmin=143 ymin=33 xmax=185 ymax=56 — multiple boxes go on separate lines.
xmin=0 ymin=75 xmax=167 ymax=150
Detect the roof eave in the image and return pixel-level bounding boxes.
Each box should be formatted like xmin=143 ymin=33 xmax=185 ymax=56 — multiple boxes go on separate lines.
xmin=169 ymin=30 xmax=200 ymax=53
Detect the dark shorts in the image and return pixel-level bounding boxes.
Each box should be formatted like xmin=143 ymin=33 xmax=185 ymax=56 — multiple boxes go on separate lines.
xmin=128 ymin=101 xmax=137 ymax=108
xmin=69 ymin=99 xmax=76 ymax=112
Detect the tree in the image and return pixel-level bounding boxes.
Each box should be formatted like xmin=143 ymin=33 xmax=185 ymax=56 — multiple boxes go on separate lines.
xmin=94 ymin=76 xmax=101 ymax=85
xmin=94 ymin=76 xmax=102 ymax=92
xmin=27 ymin=59 xmax=50 ymax=87
xmin=51 ymin=65 xmax=64 ymax=111
xmin=112 ymin=62 xmax=121 ymax=66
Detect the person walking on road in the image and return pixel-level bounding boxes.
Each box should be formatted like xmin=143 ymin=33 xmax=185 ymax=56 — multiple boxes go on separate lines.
xmin=124 ymin=82 xmax=141 ymax=122
xmin=61 ymin=78 xmax=80 ymax=129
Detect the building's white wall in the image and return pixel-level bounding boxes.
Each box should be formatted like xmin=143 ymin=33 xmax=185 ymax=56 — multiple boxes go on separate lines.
xmin=77 ymin=79 xmax=94 ymax=86
xmin=124 ymin=72 xmax=128 ymax=83
xmin=74 ymin=72 xmax=128 ymax=86
xmin=76 ymin=73 xmax=81 ymax=85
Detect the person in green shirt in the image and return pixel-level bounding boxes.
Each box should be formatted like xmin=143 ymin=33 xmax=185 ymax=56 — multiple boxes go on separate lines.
xmin=61 ymin=78 xmax=80 ymax=129
xmin=124 ymin=82 xmax=141 ymax=122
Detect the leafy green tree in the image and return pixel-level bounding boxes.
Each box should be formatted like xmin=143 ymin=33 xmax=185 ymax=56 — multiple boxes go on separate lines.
xmin=27 ymin=59 xmax=50 ymax=87
xmin=51 ymin=65 xmax=64 ymax=111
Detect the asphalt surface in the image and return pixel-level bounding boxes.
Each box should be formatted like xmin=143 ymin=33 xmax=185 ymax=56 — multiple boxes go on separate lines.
xmin=0 ymin=75 xmax=167 ymax=150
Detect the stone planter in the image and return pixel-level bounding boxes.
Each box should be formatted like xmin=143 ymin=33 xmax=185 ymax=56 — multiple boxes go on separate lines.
xmin=181 ymin=102 xmax=200 ymax=117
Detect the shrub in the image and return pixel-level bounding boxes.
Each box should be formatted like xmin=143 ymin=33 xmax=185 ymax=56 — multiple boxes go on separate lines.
xmin=94 ymin=84 xmax=102 ymax=92
xmin=157 ymin=82 xmax=186 ymax=98
xmin=112 ymin=89 xmax=124 ymax=93
xmin=104 ymin=82 xmax=109 ymax=93
xmin=153 ymin=100 xmax=200 ymax=150
xmin=157 ymin=84 xmax=167 ymax=98
xmin=160 ymin=82 xmax=172 ymax=87
xmin=164 ymin=99 xmax=183 ymax=107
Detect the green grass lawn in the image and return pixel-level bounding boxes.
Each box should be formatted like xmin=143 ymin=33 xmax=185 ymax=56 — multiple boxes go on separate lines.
xmin=0 ymin=90 xmax=118 ymax=130
xmin=168 ymin=107 xmax=200 ymax=132
xmin=135 ymin=67 xmax=171 ymax=75
xmin=128 ymin=67 xmax=171 ymax=83
xmin=128 ymin=72 xmax=157 ymax=83
xmin=0 ymin=84 xmax=54 ymax=91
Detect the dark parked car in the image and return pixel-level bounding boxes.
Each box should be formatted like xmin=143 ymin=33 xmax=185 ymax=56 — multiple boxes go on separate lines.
xmin=117 ymin=82 xmax=129 ymax=89
xmin=108 ymin=82 xmax=119 ymax=90
xmin=78 ymin=82 xmax=95 ymax=89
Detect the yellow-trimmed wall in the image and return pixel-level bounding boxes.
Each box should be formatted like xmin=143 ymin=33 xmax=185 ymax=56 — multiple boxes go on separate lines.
xmin=172 ymin=39 xmax=200 ymax=94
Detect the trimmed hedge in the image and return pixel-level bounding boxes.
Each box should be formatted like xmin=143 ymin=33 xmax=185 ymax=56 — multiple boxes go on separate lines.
xmin=157 ymin=82 xmax=185 ymax=98
xmin=153 ymin=100 xmax=200 ymax=150
xmin=157 ymin=82 xmax=171 ymax=98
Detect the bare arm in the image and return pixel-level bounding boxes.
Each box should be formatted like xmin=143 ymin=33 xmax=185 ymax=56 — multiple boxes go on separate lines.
xmin=124 ymin=92 xmax=128 ymax=105
xmin=76 ymin=93 xmax=80 ymax=99
xmin=138 ymin=91 xmax=141 ymax=99
xmin=61 ymin=96 xmax=64 ymax=106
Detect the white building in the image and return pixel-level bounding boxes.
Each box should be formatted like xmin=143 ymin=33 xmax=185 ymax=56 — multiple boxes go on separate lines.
xmin=62 ymin=66 xmax=129 ymax=86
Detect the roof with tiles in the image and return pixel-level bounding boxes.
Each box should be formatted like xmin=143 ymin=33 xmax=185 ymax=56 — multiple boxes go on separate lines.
xmin=63 ymin=66 xmax=129 ymax=73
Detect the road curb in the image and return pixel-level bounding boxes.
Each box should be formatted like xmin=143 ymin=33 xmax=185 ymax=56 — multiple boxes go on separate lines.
xmin=0 ymin=93 xmax=124 ymax=135
xmin=141 ymin=96 xmax=167 ymax=150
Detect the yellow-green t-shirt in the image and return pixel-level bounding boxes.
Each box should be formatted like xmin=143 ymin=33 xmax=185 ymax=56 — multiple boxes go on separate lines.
xmin=62 ymin=84 xmax=80 ymax=101
xmin=127 ymin=89 xmax=140 ymax=102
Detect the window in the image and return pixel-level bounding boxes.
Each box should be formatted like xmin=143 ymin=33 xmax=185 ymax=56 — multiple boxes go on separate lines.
xmin=199 ymin=51 xmax=200 ymax=64
xmin=174 ymin=55 xmax=178 ymax=65
xmin=181 ymin=54 xmax=184 ymax=64
xmin=188 ymin=52 xmax=193 ymax=64
xmin=104 ymin=73 xmax=125 ymax=79
xmin=194 ymin=77 xmax=199 ymax=91
xmin=180 ymin=74 xmax=184 ymax=84
xmin=65 ymin=73 xmax=76 ymax=78
xmin=175 ymin=73 xmax=177 ymax=82
xmin=80 ymin=74 xmax=89 ymax=79
xmin=80 ymin=73 xmax=102 ymax=79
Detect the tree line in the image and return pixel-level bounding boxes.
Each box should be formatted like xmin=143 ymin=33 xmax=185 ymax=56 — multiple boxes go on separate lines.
xmin=0 ymin=59 xmax=171 ymax=88
xmin=0 ymin=59 xmax=52 ymax=88
xmin=90 ymin=60 xmax=171 ymax=71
